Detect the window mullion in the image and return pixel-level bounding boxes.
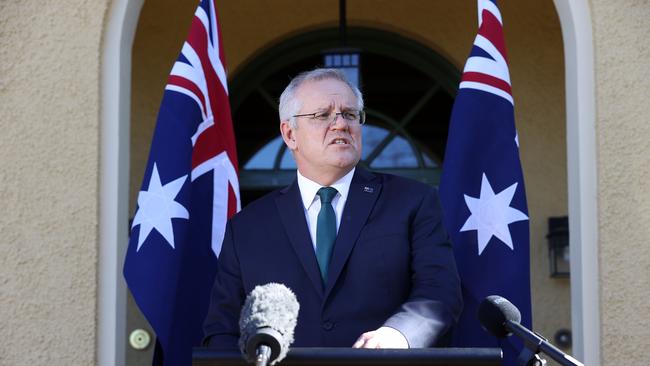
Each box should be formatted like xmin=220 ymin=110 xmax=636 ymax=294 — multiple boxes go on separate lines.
xmin=363 ymin=85 xmax=437 ymax=166
xmin=257 ymin=87 xmax=279 ymax=111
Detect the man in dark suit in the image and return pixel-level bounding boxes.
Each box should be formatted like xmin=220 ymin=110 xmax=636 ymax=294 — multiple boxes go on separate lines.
xmin=204 ymin=68 xmax=462 ymax=349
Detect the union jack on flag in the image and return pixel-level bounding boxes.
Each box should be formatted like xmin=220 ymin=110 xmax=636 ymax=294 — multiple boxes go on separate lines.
xmin=124 ymin=0 xmax=239 ymax=365
xmin=461 ymin=0 xmax=513 ymax=105
xmin=440 ymin=1 xmax=532 ymax=366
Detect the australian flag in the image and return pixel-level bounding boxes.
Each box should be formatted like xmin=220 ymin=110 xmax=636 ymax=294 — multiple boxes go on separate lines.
xmin=439 ymin=1 xmax=532 ymax=365
xmin=123 ymin=1 xmax=240 ymax=365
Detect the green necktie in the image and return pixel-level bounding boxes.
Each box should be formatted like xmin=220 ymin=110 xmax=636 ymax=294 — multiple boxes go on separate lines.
xmin=316 ymin=187 xmax=338 ymax=285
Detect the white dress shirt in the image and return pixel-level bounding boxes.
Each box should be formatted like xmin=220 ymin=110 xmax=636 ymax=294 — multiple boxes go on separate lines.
xmin=296 ymin=168 xmax=355 ymax=251
xmin=296 ymin=167 xmax=409 ymax=348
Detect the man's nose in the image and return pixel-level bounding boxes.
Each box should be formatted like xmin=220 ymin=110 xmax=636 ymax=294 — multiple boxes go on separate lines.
xmin=330 ymin=113 xmax=349 ymax=129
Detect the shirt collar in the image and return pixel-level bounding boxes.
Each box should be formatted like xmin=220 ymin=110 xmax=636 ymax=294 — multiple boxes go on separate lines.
xmin=296 ymin=167 xmax=356 ymax=210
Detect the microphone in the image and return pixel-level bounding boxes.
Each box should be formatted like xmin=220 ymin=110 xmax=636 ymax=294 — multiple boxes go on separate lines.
xmin=238 ymin=283 xmax=300 ymax=366
xmin=478 ymin=295 xmax=583 ymax=366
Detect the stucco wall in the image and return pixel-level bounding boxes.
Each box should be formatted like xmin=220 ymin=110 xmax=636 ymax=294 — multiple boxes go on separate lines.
xmin=131 ymin=0 xmax=570 ymax=354
xmin=5 ymin=0 xmax=650 ymax=365
xmin=591 ymin=1 xmax=650 ymax=365
xmin=0 ymin=0 xmax=108 ymax=364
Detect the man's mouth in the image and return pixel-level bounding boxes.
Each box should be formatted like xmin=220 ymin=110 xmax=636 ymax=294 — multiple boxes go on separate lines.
xmin=330 ymin=138 xmax=350 ymax=145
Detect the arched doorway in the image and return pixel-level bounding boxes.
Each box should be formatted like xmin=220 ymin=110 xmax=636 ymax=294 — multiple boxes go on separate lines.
xmin=99 ymin=1 xmax=599 ymax=365
xmin=229 ymin=27 xmax=460 ymax=205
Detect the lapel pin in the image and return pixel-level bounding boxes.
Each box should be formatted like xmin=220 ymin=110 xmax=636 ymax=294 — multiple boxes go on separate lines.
xmin=363 ymin=186 xmax=374 ymax=193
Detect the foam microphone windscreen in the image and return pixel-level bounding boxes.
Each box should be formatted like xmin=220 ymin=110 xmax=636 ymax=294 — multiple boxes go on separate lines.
xmin=477 ymin=295 xmax=522 ymax=338
xmin=239 ymin=283 xmax=299 ymax=364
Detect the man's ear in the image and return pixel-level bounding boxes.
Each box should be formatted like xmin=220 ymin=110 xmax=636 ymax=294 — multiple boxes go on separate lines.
xmin=280 ymin=120 xmax=297 ymax=150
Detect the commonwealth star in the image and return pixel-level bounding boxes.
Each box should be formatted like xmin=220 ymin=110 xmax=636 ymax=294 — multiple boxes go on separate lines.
xmin=461 ymin=173 xmax=528 ymax=255
xmin=132 ymin=163 xmax=189 ymax=251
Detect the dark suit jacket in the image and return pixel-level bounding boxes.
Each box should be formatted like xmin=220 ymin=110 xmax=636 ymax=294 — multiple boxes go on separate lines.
xmin=203 ymin=168 xmax=462 ymax=348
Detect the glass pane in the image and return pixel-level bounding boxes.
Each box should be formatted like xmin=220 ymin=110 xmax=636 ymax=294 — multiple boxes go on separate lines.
xmin=280 ymin=148 xmax=297 ymax=169
xmin=370 ymin=136 xmax=418 ymax=168
xmin=423 ymin=153 xmax=438 ymax=168
xmin=244 ymin=136 xmax=283 ymax=169
xmin=361 ymin=124 xmax=389 ymax=160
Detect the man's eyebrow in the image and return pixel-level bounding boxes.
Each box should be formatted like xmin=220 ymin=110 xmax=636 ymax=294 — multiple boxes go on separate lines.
xmin=310 ymin=105 xmax=331 ymax=112
xmin=311 ymin=103 xmax=335 ymax=111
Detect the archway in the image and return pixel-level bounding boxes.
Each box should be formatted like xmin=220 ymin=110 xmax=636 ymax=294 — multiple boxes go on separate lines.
xmin=99 ymin=1 xmax=599 ymax=364
xmin=552 ymin=1 xmax=599 ymax=364
xmin=99 ymin=0 xmax=144 ymax=364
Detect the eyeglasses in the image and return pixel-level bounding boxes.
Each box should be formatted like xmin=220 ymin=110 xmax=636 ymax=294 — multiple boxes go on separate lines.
xmin=292 ymin=110 xmax=366 ymax=126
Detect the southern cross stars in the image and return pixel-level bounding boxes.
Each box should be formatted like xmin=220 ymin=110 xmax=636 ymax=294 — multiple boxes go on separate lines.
xmin=132 ymin=163 xmax=189 ymax=251
xmin=461 ymin=173 xmax=528 ymax=255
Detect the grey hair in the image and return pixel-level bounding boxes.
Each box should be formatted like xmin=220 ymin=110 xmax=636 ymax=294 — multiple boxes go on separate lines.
xmin=278 ymin=68 xmax=364 ymax=128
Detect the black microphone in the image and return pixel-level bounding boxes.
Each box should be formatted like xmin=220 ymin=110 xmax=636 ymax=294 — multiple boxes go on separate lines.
xmin=478 ymin=295 xmax=583 ymax=366
xmin=239 ymin=283 xmax=300 ymax=366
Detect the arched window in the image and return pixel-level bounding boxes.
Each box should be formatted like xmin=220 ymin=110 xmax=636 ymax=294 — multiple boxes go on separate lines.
xmin=230 ymin=27 xmax=459 ymax=205
xmin=245 ymin=125 xmax=438 ymax=171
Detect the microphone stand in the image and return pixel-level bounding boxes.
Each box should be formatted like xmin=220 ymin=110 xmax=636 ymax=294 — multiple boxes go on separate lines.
xmin=516 ymin=347 xmax=547 ymax=366
xmin=255 ymin=344 xmax=272 ymax=366
xmin=508 ymin=321 xmax=583 ymax=366
xmin=245 ymin=327 xmax=283 ymax=366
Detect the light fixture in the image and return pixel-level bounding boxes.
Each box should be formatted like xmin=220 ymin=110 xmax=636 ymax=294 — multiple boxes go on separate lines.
xmin=323 ymin=0 xmax=361 ymax=88
xmin=324 ymin=50 xmax=360 ymax=87
xmin=547 ymin=216 xmax=570 ymax=278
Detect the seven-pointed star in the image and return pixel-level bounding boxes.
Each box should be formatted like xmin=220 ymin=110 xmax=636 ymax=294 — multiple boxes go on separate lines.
xmin=460 ymin=173 xmax=528 ymax=255
xmin=132 ymin=163 xmax=189 ymax=251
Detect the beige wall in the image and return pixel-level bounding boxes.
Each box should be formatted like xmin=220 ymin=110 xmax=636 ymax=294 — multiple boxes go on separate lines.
xmin=131 ymin=0 xmax=570 ymax=352
xmin=591 ymin=0 xmax=650 ymax=365
xmin=0 ymin=0 xmax=109 ymax=365
xmin=5 ymin=0 xmax=650 ymax=365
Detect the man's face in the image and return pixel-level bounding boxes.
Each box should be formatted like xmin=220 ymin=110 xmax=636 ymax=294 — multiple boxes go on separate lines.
xmin=281 ymin=78 xmax=362 ymax=183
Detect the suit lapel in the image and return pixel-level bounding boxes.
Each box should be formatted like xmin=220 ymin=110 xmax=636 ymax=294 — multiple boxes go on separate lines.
xmin=275 ymin=180 xmax=324 ymax=299
xmin=325 ymin=168 xmax=382 ymax=299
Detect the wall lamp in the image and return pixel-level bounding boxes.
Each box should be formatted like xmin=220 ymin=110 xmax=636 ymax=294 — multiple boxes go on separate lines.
xmin=547 ymin=216 xmax=570 ymax=278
